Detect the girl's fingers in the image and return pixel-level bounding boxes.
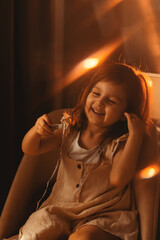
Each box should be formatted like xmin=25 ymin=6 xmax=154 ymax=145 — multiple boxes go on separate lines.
xmin=124 ymin=112 xmax=139 ymax=121
xmin=124 ymin=112 xmax=132 ymax=121
xmin=37 ymin=128 xmax=51 ymax=136
xmin=124 ymin=112 xmax=140 ymax=127
xmin=42 ymin=114 xmax=54 ymax=127
xmin=38 ymin=122 xmax=54 ymax=135
xmin=124 ymin=112 xmax=146 ymax=135
xmin=35 ymin=114 xmax=54 ymax=135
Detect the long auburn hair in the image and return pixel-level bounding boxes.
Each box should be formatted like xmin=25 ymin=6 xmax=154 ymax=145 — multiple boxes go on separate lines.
xmin=70 ymin=62 xmax=151 ymax=139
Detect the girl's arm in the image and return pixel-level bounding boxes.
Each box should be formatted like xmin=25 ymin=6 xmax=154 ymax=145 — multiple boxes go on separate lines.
xmin=110 ymin=113 xmax=146 ymax=187
xmin=22 ymin=114 xmax=63 ymax=156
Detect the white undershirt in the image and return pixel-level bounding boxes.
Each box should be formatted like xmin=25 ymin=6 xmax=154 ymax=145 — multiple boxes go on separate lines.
xmin=68 ymin=132 xmax=103 ymax=164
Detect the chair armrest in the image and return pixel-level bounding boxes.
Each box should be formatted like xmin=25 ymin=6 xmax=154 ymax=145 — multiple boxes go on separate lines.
xmin=133 ymin=122 xmax=160 ymax=240
xmin=133 ymin=176 xmax=159 ymax=240
xmin=0 ymin=108 xmax=69 ymax=239
xmin=0 ymin=150 xmax=59 ymax=239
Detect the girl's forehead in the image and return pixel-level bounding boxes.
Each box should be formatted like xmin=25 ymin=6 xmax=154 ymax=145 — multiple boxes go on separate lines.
xmin=92 ymin=81 xmax=127 ymax=99
xmin=93 ymin=80 xmax=125 ymax=89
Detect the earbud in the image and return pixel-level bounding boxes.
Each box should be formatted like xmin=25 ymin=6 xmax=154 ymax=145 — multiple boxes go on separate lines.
xmin=120 ymin=114 xmax=127 ymax=121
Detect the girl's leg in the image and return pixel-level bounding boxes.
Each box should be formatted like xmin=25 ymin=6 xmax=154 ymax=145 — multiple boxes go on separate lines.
xmin=68 ymin=225 xmax=121 ymax=240
xmin=18 ymin=208 xmax=71 ymax=240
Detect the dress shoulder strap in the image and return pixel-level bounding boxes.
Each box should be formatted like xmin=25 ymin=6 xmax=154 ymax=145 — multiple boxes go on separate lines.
xmin=105 ymin=133 xmax=129 ymax=165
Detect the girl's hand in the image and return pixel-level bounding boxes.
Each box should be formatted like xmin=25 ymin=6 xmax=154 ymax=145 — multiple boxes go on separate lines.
xmin=124 ymin=112 xmax=146 ymax=137
xmin=35 ymin=114 xmax=55 ymax=136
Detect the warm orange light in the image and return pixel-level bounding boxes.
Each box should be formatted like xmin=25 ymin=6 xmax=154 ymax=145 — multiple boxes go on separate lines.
xmin=53 ymin=38 xmax=124 ymax=92
xmin=144 ymin=74 xmax=153 ymax=88
xmin=83 ymin=58 xmax=99 ymax=69
xmin=139 ymin=165 xmax=159 ymax=179
xmin=52 ymin=24 xmax=137 ymax=93
xmin=147 ymin=78 xmax=153 ymax=88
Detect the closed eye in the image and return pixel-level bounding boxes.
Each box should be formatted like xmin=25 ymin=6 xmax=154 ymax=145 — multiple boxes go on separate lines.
xmin=106 ymin=99 xmax=116 ymax=104
xmin=92 ymin=91 xmax=100 ymax=96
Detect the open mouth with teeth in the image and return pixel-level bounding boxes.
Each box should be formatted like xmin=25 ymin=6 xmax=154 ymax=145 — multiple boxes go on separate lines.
xmin=91 ymin=107 xmax=105 ymax=116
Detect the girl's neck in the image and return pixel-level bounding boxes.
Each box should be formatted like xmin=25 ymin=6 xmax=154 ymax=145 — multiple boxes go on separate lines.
xmin=79 ymin=123 xmax=108 ymax=150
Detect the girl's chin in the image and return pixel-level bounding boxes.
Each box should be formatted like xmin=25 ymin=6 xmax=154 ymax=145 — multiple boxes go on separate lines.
xmin=88 ymin=118 xmax=109 ymax=128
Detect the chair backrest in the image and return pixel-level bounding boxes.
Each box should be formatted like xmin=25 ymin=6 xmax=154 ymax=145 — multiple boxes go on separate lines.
xmin=0 ymin=108 xmax=159 ymax=240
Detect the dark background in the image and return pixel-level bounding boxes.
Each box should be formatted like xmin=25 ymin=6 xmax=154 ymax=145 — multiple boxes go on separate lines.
xmin=1 ymin=1 xmax=160 ymax=235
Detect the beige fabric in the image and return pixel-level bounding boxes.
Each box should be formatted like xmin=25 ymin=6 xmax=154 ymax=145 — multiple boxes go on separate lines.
xmin=18 ymin=127 xmax=138 ymax=240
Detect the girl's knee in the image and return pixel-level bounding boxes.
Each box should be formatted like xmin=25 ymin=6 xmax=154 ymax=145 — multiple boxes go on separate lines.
xmin=68 ymin=225 xmax=121 ymax=240
xmin=68 ymin=226 xmax=104 ymax=240
xmin=68 ymin=231 xmax=86 ymax=240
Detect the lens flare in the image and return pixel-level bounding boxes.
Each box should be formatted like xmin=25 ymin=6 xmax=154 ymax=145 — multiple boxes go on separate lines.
xmin=53 ymin=37 xmax=125 ymax=93
xmin=62 ymin=39 xmax=121 ymax=88
xmin=52 ymin=23 xmax=137 ymax=94
xmin=139 ymin=165 xmax=159 ymax=179
xmin=83 ymin=58 xmax=99 ymax=69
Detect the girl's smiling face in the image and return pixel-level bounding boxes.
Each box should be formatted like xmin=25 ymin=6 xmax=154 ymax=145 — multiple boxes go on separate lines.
xmin=85 ymin=81 xmax=127 ymax=130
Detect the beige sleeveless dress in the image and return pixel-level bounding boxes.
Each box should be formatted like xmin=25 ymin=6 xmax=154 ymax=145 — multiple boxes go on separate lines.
xmin=18 ymin=124 xmax=138 ymax=240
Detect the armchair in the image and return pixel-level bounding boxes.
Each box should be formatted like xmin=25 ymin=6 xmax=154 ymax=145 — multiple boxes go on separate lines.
xmin=0 ymin=109 xmax=159 ymax=240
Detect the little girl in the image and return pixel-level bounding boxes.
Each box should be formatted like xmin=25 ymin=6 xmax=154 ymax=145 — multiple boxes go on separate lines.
xmin=17 ymin=63 xmax=151 ymax=240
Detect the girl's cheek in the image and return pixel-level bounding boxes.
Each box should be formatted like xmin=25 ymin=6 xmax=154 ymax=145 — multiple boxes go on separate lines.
xmin=86 ymin=98 xmax=92 ymax=107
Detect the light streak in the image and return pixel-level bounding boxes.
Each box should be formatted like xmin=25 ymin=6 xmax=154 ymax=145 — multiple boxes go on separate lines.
xmin=52 ymin=38 xmax=122 ymax=93
xmin=52 ymin=21 xmax=140 ymax=94
xmin=137 ymin=0 xmax=160 ymax=72
xmin=93 ymin=0 xmax=124 ymax=21
xmin=52 ymin=20 xmax=141 ymax=94
xmin=81 ymin=0 xmax=124 ymax=30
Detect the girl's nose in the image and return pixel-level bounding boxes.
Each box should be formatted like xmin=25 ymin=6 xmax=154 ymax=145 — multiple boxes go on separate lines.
xmin=96 ymin=97 xmax=105 ymax=106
